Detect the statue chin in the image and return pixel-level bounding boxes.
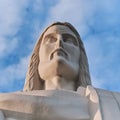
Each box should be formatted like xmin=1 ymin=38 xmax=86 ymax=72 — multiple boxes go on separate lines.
xmin=38 ymin=56 xmax=79 ymax=81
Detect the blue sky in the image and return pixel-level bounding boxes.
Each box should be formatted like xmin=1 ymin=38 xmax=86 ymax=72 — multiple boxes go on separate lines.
xmin=0 ymin=0 xmax=120 ymax=93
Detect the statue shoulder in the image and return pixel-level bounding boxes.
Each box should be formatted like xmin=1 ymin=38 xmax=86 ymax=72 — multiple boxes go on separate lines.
xmin=95 ymin=87 xmax=120 ymax=105
xmin=93 ymin=87 xmax=120 ymax=120
xmin=77 ymin=86 xmax=120 ymax=120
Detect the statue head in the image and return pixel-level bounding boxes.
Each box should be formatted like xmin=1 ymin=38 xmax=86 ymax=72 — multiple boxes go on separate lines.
xmin=23 ymin=22 xmax=91 ymax=91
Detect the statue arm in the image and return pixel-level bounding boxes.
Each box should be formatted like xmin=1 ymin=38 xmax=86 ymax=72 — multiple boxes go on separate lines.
xmin=0 ymin=90 xmax=89 ymax=120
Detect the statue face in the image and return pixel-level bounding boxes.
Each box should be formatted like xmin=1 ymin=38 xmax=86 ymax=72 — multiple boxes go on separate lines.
xmin=38 ymin=25 xmax=80 ymax=83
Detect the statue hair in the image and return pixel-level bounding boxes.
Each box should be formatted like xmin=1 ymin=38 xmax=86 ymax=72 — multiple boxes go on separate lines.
xmin=23 ymin=22 xmax=91 ymax=91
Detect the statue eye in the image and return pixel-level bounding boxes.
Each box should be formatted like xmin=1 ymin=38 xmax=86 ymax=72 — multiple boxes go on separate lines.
xmin=65 ymin=37 xmax=74 ymax=43
xmin=45 ymin=36 xmax=57 ymax=43
xmin=63 ymin=35 xmax=77 ymax=46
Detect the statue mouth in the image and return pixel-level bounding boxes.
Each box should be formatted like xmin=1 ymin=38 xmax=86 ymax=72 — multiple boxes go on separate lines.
xmin=50 ymin=48 xmax=68 ymax=60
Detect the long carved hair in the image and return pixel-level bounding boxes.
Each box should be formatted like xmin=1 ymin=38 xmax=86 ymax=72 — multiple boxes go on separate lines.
xmin=23 ymin=22 xmax=91 ymax=91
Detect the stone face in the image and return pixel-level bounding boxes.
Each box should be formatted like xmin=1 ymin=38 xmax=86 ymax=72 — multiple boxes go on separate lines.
xmin=38 ymin=25 xmax=80 ymax=91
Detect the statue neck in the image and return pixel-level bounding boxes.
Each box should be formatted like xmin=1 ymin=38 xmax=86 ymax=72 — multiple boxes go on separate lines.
xmin=44 ymin=76 xmax=75 ymax=91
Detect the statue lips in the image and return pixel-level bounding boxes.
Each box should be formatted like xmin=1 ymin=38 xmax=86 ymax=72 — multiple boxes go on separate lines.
xmin=50 ymin=48 xmax=68 ymax=60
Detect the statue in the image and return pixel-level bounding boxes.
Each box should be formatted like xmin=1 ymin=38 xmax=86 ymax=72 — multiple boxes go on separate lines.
xmin=24 ymin=22 xmax=91 ymax=91
xmin=0 ymin=22 xmax=120 ymax=120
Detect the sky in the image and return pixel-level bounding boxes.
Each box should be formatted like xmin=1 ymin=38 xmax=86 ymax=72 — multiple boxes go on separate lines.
xmin=0 ymin=0 xmax=120 ymax=93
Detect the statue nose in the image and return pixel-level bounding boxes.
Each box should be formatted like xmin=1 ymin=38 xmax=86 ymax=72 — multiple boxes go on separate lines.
xmin=56 ymin=36 xmax=64 ymax=48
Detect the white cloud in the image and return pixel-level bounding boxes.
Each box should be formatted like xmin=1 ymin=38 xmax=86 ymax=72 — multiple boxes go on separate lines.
xmin=0 ymin=37 xmax=18 ymax=58
xmin=0 ymin=56 xmax=30 ymax=91
xmin=0 ymin=0 xmax=28 ymax=58
xmin=84 ymin=33 xmax=120 ymax=91
xmin=45 ymin=0 xmax=97 ymax=36
xmin=0 ymin=0 xmax=28 ymax=36
xmin=90 ymin=74 xmax=105 ymax=88
xmin=32 ymin=0 xmax=43 ymax=12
